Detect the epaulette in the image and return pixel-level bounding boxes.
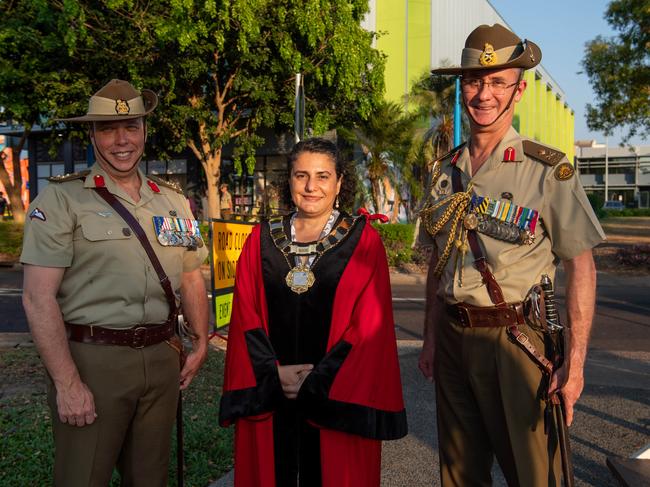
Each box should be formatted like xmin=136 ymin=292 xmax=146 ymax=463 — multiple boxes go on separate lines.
xmin=522 ymin=140 xmax=565 ymax=166
xmin=147 ymin=175 xmax=184 ymax=194
xmin=47 ymin=169 xmax=91 ymax=183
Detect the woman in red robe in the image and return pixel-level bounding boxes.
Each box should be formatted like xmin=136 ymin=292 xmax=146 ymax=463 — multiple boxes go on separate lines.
xmin=219 ymin=138 xmax=407 ymax=487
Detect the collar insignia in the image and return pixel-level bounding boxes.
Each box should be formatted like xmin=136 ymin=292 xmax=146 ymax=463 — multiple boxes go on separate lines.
xmin=94 ymin=174 xmax=106 ymax=188
xmin=503 ymin=147 xmax=516 ymax=162
xmin=115 ymin=99 xmax=130 ymax=115
xmin=450 ymin=149 xmax=462 ymax=165
xmin=479 ymin=43 xmax=497 ymax=66
xmin=147 ymin=180 xmax=160 ymax=193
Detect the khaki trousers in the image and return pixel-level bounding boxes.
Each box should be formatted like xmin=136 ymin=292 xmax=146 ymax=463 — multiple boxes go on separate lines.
xmin=435 ymin=310 xmax=561 ymax=487
xmin=47 ymin=341 xmax=180 ymax=487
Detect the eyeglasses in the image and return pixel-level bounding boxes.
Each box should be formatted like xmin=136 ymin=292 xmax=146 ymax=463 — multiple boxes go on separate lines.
xmin=460 ymin=78 xmax=520 ymax=96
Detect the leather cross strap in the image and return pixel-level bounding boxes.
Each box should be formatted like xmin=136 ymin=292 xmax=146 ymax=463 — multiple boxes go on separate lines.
xmin=451 ymin=166 xmax=506 ymax=306
xmin=92 ymin=186 xmax=178 ymax=322
xmin=506 ymin=325 xmax=554 ymax=375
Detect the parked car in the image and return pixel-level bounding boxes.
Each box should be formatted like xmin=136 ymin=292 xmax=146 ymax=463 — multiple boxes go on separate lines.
xmin=602 ymin=200 xmax=624 ymax=211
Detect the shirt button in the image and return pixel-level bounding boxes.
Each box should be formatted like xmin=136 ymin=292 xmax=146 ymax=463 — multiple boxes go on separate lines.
xmin=107 ymin=230 xmax=113 ymax=235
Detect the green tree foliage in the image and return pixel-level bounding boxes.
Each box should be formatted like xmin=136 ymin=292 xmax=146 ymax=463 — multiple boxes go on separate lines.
xmin=0 ymin=0 xmax=75 ymax=222
xmin=582 ymin=0 xmax=650 ymax=141
xmin=0 ymin=0 xmax=385 ymax=217
xmin=339 ymin=101 xmax=418 ymax=221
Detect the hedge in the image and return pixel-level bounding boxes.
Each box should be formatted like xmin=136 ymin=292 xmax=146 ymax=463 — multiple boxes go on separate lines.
xmin=372 ymin=223 xmax=416 ymax=266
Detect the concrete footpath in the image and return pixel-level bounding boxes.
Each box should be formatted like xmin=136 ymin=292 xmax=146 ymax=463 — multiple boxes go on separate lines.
xmin=210 ymin=338 xmax=650 ymax=487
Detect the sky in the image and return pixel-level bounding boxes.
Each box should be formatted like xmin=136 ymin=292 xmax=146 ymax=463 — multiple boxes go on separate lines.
xmin=488 ymin=0 xmax=646 ymax=147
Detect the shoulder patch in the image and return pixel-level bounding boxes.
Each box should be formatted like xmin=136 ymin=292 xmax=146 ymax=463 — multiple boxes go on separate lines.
xmin=147 ymin=175 xmax=184 ymax=194
xmin=47 ymin=169 xmax=91 ymax=183
xmin=522 ymin=140 xmax=565 ymax=166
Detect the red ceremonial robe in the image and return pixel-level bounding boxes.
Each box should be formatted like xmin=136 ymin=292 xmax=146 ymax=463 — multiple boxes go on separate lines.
xmin=219 ymin=218 xmax=407 ymax=487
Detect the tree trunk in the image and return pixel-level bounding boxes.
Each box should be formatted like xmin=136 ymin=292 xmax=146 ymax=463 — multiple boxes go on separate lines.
xmin=369 ymin=176 xmax=382 ymax=215
xmin=203 ymin=149 xmax=222 ymax=220
xmin=0 ymin=132 xmax=28 ymax=224
xmin=392 ymin=189 xmax=401 ymax=223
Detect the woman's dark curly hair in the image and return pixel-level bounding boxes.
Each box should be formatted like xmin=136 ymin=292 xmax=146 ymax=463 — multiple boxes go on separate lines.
xmin=281 ymin=137 xmax=355 ymax=213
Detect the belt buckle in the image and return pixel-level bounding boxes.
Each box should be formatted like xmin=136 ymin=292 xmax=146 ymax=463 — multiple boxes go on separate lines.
xmin=458 ymin=306 xmax=472 ymax=327
xmin=516 ymin=332 xmax=529 ymax=345
xmin=132 ymin=326 xmax=148 ymax=348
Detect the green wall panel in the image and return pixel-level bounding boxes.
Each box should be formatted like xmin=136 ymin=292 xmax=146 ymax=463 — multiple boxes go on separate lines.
xmin=376 ymin=0 xmax=407 ymax=103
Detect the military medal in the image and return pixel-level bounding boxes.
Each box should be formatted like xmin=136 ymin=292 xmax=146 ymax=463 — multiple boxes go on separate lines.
xmin=469 ymin=195 xmax=539 ymax=245
xmin=285 ymin=263 xmax=316 ymax=294
xmin=153 ymin=216 xmax=204 ymax=248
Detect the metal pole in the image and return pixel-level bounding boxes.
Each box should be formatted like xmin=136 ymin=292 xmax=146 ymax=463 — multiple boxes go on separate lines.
xmin=604 ymin=135 xmax=609 ymax=202
xmin=294 ymin=73 xmax=304 ymax=143
xmin=454 ymin=77 xmax=461 ymax=146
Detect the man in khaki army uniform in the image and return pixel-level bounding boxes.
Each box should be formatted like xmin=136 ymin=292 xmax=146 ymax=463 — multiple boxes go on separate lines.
xmin=21 ymin=79 xmax=209 ymax=486
xmin=418 ymin=25 xmax=605 ymax=486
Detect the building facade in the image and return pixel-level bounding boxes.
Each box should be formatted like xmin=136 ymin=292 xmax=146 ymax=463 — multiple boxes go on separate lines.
xmin=576 ymin=141 xmax=650 ymax=208
xmin=362 ymin=0 xmax=575 ymax=161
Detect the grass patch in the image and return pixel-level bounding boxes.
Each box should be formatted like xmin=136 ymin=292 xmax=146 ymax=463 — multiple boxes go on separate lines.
xmin=1 ymin=347 xmax=233 ymax=487
xmin=0 ymin=222 xmax=23 ymax=257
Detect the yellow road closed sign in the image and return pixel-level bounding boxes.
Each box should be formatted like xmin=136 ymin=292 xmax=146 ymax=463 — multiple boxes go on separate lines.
xmin=211 ymin=220 xmax=255 ymax=329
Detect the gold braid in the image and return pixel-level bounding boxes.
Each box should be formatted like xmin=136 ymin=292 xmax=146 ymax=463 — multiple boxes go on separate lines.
xmin=420 ymin=184 xmax=473 ymax=277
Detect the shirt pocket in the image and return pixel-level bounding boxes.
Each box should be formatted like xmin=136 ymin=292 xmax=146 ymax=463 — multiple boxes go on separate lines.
xmin=79 ymin=218 xmax=133 ymax=242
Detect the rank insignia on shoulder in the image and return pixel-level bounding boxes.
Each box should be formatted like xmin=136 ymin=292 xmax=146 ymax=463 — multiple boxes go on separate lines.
xmin=554 ymin=162 xmax=575 ymax=181
xmin=522 ymin=140 xmax=565 ymax=166
xmin=29 ymin=208 xmax=46 ymax=221
xmin=148 ymin=176 xmax=183 ymax=194
xmin=47 ymin=169 xmax=91 ymax=183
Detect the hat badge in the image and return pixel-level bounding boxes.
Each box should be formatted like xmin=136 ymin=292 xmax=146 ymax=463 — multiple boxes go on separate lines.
xmin=115 ymin=99 xmax=130 ymax=115
xmin=479 ymin=43 xmax=498 ymax=66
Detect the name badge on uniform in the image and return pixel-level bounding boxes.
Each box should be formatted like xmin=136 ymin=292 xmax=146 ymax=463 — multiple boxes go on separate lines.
xmin=153 ymin=216 xmax=204 ymax=249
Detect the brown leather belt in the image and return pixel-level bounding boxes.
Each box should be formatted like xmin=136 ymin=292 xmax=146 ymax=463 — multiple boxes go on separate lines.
xmin=446 ymin=301 xmax=529 ymax=328
xmin=65 ymin=322 xmax=175 ymax=348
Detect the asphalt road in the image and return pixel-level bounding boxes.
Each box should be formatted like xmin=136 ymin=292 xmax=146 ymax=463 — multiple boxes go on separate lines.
xmin=0 ymin=264 xmax=25 ymax=333
xmin=391 ymin=268 xmax=650 ymax=352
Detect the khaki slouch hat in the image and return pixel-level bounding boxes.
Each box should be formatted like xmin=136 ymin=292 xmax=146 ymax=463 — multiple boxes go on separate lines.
xmin=431 ymin=23 xmax=542 ymax=75
xmin=57 ymin=79 xmax=158 ymax=122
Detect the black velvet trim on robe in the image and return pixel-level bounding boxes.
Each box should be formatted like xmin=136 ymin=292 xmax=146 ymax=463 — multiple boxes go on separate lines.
xmin=218 ymin=329 xmax=283 ymax=425
xmin=298 ymin=339 xmax=408 ymax=440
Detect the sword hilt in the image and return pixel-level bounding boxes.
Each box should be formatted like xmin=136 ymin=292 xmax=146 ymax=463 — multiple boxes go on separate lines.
xmin=541 ymin=274 xmax=562 ymax=331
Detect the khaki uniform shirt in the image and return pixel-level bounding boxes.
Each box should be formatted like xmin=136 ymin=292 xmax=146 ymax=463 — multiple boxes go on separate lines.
xmin=419 ymin=127 xmax=605 ymax=307
xmin=220 ymin=191 xmax=233 ymax=211
xmin=21 ymin=163 xmax=208 ymax=328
